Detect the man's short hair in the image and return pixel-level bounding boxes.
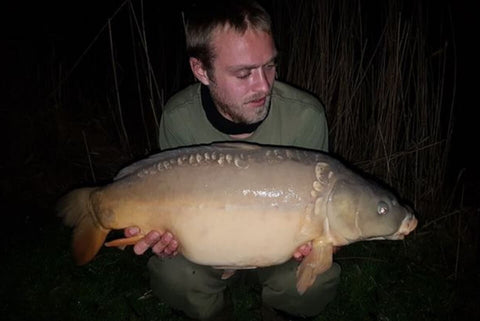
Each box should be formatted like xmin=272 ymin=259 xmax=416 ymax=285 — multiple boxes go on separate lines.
xmin=184 ymin=0 xmax=273 ymax=72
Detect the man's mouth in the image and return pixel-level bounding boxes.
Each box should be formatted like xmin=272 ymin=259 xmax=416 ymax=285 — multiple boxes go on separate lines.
xmin=247 ymin=96 xmax=267 ymax=108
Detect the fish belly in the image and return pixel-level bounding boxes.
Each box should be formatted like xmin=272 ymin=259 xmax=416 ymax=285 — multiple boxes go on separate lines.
xmin=106 ymin=152 xmax=320 ymax=268
xmin=172 ymin=206 xmax=308 ymax=267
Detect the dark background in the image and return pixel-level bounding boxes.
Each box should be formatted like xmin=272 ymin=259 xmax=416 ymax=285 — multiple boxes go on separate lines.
xmin=1 ymin=1 xmax=479 ymax=319
xmin=4 ymin=0 xmax=478 ymax=188
xmin=3 ymin=0 xmax=478 ymax=266
xmin=447 ymin=2 xmax=479 ymax=199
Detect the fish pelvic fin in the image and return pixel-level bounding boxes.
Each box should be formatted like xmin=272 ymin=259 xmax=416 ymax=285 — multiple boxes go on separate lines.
xmin=56 ymin=187 xmax=109 ymax=265
xmin=104 ymin=235 xmax=144 ymax=248
xmin=296 ymin=241 xmax=333 ymax=295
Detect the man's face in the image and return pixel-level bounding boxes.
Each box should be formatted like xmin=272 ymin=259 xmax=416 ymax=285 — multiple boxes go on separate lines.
xmin=206 ymin=26 xmax=277 ymax=124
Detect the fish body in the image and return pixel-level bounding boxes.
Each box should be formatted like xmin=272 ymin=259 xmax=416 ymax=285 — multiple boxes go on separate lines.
xmin=57 ymin=142 xmax=417 ymax=294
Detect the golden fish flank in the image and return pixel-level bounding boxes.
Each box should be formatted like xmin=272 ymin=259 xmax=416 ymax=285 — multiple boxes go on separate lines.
xmin=57 ymin=142 xmax=417 ymax=295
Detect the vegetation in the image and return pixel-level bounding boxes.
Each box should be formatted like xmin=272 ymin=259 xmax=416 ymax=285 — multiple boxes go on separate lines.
xmin=2 ymin=0 xmax=477 ymax=320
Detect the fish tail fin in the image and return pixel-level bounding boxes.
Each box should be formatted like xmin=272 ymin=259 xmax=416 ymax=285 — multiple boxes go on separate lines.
xmin=56 ymin=187 xmax=109 ymax=265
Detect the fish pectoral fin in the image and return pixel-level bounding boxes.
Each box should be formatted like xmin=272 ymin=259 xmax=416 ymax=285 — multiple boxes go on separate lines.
xmin=220 ymin=269 xmax=237 ymax=280
xmin=296 ymin=241 xmax=333 ymax=295
xmin=104 ymin=235 xmax=144 ymax=248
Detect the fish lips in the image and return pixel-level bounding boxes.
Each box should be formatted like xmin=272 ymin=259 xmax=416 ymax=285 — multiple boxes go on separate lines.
xmin=388 ymin=213 xmax=418 ymax=240
xmin=365 ymin=212 xmax=418 ymax=241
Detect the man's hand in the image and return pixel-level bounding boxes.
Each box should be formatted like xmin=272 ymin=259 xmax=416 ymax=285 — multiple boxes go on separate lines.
xmin=293 ymin=242 xmax=341 ymax=261
xmin=124 ymin=227 xmax=179 ymax=257
xmin=293 ymin=242 xmax=313 ymax=261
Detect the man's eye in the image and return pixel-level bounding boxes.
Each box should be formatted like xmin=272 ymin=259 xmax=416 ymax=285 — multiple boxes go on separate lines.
xmin=237 ymin=73 xmax=250 ymax=79
xmin=265 ymin=63 xmax=276 ymax=70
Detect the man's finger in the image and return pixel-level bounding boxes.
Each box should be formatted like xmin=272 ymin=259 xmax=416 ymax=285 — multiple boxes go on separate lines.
xmin=293 ymin=251 xmax=303 ymax=261
xmin=297 ymin=242 xmax=312 ymax=256
xmin=133 ymin=231 xmax=161 ymax=255
xmin=160 ymin=232 xmax=173 ymax=244
xmin=144 ymin=231 xmax=162 ymax=244
xmin=124 ymin=226 xmax=140 ymax=237
xmin=151 ymin=232 xmax=171 ymax=255
xmin=133 ymin=239 xmax=150 ymax=255
xmin=164 ymin=239 xmax=178 ymax=255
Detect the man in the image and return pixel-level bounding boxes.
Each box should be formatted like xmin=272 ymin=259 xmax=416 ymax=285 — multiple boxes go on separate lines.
xmin=125 ymin=1 xmax=340 ymax=319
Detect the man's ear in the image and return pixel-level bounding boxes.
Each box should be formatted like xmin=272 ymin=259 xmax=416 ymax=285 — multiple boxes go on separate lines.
xmin=189 ymin=57 xmax=210 ymax=85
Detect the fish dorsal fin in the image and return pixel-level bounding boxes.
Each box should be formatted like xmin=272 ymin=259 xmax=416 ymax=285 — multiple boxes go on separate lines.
xmin=114 ymin=142 xmax=263 ymax=180
xmin=296 ymin=240 xmax=333 ymax=294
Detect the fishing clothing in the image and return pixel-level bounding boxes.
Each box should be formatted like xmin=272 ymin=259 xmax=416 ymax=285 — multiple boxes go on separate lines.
xmin=148 ymin=80 xmax=339 ymax=319
xmin=159 ymin=81 xmax=329 ymax=151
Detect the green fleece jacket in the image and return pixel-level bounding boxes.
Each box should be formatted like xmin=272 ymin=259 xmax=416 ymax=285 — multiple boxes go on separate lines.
xmin=159 ymin=81 xmax=328 ymax=151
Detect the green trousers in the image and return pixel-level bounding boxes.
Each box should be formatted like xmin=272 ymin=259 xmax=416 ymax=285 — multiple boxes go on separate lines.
xmin=147 ymin=255 xmax=341 ymax=320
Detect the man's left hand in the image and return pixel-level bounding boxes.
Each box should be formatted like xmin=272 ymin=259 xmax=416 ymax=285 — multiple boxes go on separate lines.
xmin=293 ymin=242 xmax=313 ymax=261
xmin=293 ymin=243 xmax=341 ymax=261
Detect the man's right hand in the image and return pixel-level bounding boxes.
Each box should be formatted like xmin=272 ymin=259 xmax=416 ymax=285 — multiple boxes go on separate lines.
xmin=124 ymin=227 xmax=179 ymax=257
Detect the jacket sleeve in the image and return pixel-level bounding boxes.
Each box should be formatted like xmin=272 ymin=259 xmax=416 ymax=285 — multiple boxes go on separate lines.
xmin=294 ymin=102 xmax=329 ymax=152
xmin=158 ymin=110 xmax=188 ymax=150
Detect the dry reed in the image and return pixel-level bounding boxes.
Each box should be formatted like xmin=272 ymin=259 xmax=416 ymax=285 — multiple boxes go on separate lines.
xmin=272 ymin=0 xmax=454 ymax=219
xmin=53 ymin=0 xmax=454 ymax=222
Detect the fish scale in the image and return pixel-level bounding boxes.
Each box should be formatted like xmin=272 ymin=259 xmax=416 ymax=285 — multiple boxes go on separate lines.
xmin=57 ymin=142 xmax=417 ymax=294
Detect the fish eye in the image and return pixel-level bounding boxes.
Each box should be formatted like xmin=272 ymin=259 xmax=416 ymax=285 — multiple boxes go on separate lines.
xmin=377 ymin=201 xmax=389 ymax=215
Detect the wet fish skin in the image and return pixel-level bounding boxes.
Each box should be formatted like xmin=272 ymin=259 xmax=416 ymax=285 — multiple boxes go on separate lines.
xmin=57 ymin=142 xmax=417 ymax=294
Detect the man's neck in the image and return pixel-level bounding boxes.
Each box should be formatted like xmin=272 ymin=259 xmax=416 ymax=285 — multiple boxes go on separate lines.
xmin=201 ymin=84 xmax=262 ymax=136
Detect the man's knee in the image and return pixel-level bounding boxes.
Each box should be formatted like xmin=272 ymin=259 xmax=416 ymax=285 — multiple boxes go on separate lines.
xmin=148 ymin=255 xmax=202 ymax=291
xmin=147 ymin=255 xmax=227 ymax=319
xmin=300 ymin=262 xmax=341 ymax=313
xmin=261 ymin=261 xmax=341 ymax=317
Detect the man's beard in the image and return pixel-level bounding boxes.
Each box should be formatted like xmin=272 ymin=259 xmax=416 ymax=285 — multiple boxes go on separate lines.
xmin=209 ymin=86 xmax=271 ymax=124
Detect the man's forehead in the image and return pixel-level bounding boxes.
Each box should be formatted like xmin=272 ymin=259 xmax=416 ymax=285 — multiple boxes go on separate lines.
xmin=211 ymin=23 xmax=271 ymax=42
xmin=208 ymin=24 xmax=276 ymax=69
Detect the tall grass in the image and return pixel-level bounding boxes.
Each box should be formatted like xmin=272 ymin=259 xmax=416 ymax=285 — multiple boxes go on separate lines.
xmin=271 ymin=0 xmax=454 ymax=220
xmin=43 ymin=0 xmax=458 ymax=265
xmin=50 ymin=0 xmax=455 ymax=224
xmin=63 ymin=0 xmax=454 ymax=221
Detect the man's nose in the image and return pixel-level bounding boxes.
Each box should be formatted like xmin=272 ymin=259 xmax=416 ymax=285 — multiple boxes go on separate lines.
xmin=252 ymin=67 xmax=272 ymax=93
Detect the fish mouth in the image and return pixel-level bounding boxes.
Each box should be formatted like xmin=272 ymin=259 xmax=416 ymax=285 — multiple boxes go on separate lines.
xmin=391 ymin=214 xmax=418 ymax=240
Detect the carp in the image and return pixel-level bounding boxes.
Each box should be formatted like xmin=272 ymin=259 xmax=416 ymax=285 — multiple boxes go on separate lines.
xmin=57 ymin=142 xmax=417 ymax=294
